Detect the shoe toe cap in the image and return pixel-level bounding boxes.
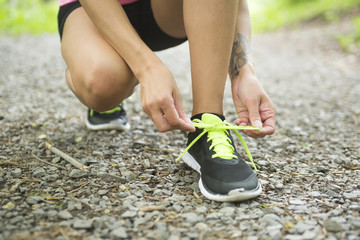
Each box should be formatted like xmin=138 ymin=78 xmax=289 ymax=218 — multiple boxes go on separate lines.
xmin=202 ymin=172 xmax=259 ymax=195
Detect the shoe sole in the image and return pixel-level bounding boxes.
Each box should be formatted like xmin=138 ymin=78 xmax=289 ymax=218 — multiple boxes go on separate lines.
xmin=182 ymin=152 xmax=262 ymax=202
xmin=85 ymin=118 xmax=131 ymax=131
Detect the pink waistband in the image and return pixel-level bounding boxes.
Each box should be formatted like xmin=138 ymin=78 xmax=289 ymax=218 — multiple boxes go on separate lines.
xmin=59 ymin=0 xmax=139 ymax=7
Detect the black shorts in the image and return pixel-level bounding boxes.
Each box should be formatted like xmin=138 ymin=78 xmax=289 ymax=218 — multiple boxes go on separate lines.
xmin=57 ymin=0 xmax=187 ymax=51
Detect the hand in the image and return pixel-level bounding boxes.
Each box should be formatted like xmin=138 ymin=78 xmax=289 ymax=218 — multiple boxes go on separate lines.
xmin=139 ymin=64 xmax=195 ymax=133
xmin=231 ymin=66 xmax=276 ymax=138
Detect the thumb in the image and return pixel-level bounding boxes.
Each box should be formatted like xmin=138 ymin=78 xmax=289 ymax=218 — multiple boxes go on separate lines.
xmin=248 ymin=100 xmax=262 ymax=129
xmin=173 ymin=92 xmax=195 ymax=132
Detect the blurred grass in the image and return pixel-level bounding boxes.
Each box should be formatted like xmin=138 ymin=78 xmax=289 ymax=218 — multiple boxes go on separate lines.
xmin=249 ymin=0 xmax=360 ymax=33
xmin=0 ymin=0 xmax=58 ymax=35
xmin=0 ymin=0 xmax=359 ymax=35
xmin=336 ymin=17 xmax=360 ymax=52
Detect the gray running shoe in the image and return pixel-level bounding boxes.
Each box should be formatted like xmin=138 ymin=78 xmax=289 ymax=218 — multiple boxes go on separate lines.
xmin=86 ymin=103 xmax=130 ymax=131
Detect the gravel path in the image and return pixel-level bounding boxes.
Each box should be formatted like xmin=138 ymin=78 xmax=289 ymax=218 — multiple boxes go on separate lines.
xmin=0 ymin=17 xmax=359 ymax=240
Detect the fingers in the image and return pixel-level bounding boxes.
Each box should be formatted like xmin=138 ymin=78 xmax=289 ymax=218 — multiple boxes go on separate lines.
xmin=138 ymin=64 xmax=195 ymax=132
xmin=259 ymin=116 xmax=275 ymax=136
xmin=143 ymin=96 xmax=194 ymax=133
xmin=235 ymin=101 xmax=276 ymax=138
xmin=235 ymin=115 xmax=249 ymax=127
xmin=161 ymin=98 xmax=194 ymax=132
xmin=239 ymin=113 xmax=275 ymax=138
xmin=149 ymin=108 xmax=171 ymax=132
xmin=235 ymin=99 xmax=263 ymax=138
xmin=173 ymin=92 xmax=195 ymax=132
xmin=246 ymin=98 xmax=263 ymax=129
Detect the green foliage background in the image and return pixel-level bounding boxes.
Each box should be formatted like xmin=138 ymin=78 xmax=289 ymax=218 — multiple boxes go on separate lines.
xmin=336 ymin=17 xmax=360 ymax=52
xmin=0 ymin=0 xmax=58 ymax=35
xmin=0 ymin=0 xmax=359 ymax=35
xmin=249 ymin=0 xmax=360 ymax=32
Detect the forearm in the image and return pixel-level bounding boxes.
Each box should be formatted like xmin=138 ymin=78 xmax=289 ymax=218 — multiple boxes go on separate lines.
xmin=229 ymin=0 xmax=254 ymax=81
xmin=79 ymin=0 xmax=161 ymax=81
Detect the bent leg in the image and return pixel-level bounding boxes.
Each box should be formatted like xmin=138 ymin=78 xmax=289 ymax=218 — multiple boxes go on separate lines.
xmin=183 ymin=0 xmax=239 ymax=116
xmin=147 ymin=0 xmax=240 ymax=117
xmin=61 ymin=7 xmax=138 ymax=112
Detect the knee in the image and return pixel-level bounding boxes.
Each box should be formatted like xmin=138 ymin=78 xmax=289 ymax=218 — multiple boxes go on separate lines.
xmin=80 ymin=62 xmax=133 ymax=110
xmin=85 ymin=64 xmax=118 ymax=97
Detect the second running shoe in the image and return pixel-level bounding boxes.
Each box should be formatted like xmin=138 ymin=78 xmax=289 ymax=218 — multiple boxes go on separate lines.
xmin=85 ymin=103 xmax=131 ymax=131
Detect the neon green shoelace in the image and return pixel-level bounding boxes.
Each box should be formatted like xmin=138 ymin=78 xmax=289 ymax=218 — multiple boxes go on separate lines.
xmin=176 ymin=119 xmax=260 ymax=171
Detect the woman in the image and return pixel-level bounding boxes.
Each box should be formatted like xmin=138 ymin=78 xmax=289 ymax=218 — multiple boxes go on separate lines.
xmin=58 ymin=0 xmax=276 ymax=202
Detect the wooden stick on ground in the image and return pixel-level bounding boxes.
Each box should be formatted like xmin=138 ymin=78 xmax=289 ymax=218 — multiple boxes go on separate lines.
xmin=45 ymin=142 xmax=88 ymax=172
xmin=140 ymin=205 xmax=165 ymax=212
xmin=0 ymin=161 xmax=19 ymax=167
xmin=143 ymin=147 xmax=181 ymax=153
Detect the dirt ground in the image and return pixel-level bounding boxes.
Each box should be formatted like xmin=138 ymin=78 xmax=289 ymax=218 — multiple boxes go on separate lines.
xmin=0 ymin=15 xmax=359 ymax=240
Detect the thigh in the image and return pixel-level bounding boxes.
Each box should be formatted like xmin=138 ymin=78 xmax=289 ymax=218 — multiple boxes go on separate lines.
xmin=61 ymin=7 xmax=136 ymax=94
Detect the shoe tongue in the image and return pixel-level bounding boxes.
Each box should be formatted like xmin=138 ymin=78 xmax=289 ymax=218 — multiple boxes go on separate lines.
xmin=191 ymin=113 xmax=225 ymax=122
xmin=201 ymin=113 xmax=223 ymax=124
xmin=200 ymin=113 xmax=235 ymax=160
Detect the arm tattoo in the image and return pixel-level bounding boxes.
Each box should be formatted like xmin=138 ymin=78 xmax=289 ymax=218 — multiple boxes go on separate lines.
xmin=229 ymin=33 xmax=250 ymax=80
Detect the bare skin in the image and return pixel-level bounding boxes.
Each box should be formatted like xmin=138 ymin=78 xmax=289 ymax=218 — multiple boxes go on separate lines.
xmin=60 ymin=0 xmax=276 ymax=137
xmin=229 ymin=1 xmax=276 ymax=138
